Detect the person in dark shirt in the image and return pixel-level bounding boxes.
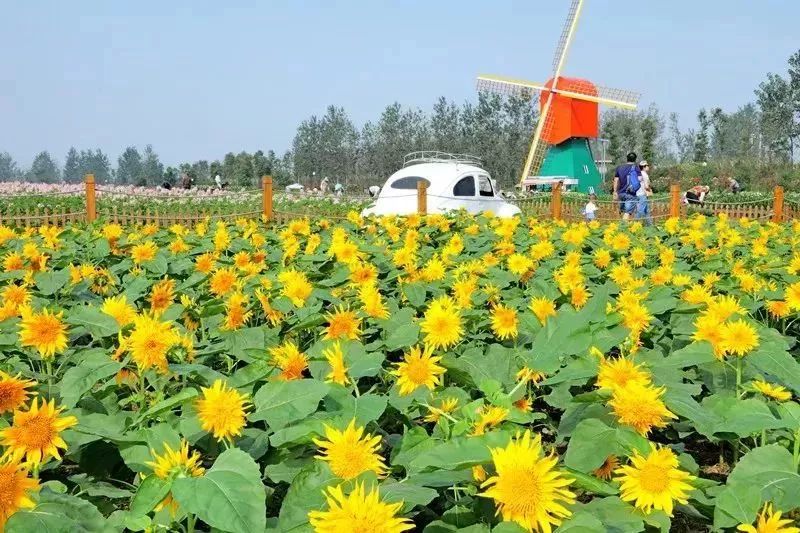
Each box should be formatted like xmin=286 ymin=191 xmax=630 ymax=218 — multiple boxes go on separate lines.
xmin=612 ymin=152 xmax=640 ymax=220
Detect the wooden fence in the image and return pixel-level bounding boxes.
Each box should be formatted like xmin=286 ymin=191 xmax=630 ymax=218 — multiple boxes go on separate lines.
xmin=0 ymin=175 xmax=792 ymax=227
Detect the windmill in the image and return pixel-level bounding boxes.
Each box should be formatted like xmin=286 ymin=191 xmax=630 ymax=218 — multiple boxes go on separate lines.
xmin=477 ymin=0 xmax=640 ymax=193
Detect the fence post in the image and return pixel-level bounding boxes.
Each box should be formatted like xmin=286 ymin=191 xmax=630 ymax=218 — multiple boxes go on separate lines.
xmin=773 ymin=185 xmax=784 ymax=223
xmin=550 ymin=181 xmax=562 ymax=220
xmin=417 ymin=180 xmax=428 ymax=215
xmin=262 ymin=175 xmax=273 ymax=221
xmin=85 ymin=174 xmax=96 ymax=222
xmin=669 ymin=183 xmax=681 ymax=218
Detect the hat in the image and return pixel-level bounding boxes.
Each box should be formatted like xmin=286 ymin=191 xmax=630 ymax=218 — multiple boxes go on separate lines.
xmin=639 ymin=160 xmax=649 ymax=167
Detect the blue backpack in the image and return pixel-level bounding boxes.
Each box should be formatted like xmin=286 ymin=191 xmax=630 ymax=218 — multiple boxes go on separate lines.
xmin=625 ymin=165 xmax=641 ymax=194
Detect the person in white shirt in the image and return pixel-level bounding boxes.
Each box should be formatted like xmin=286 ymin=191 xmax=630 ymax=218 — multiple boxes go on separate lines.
xmin=214 ymin=174 xmax=223 ymax=189
xmin=635 ymin=160 xmax=653 ymax=225
xmin=584 ymin=193 xmax=598 ymax=221
xmin=368 ymin=185 xmax=380 ymax=198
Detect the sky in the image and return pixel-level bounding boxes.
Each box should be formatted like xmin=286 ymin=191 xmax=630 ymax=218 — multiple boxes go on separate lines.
xmin=1 ymin=0 xmax=797 ymax=168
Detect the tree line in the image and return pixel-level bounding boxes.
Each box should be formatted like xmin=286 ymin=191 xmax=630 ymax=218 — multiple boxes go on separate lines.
xmin=2 ymin=49 xmax=797 ymax=191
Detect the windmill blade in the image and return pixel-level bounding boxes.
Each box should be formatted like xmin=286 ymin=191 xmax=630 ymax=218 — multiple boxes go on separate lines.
xmin=519 ymin=93 xmax=557 ymax=182
xmin=557 ymin=83 xmax=641 ymax=110
xmin=476 ymin=75 xmax=544 ymax=100
xmin=551 ymin=0 xmax=585 ymax=77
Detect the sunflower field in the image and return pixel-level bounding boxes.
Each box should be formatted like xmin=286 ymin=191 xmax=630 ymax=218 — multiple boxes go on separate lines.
xmin=0 ymin=212 xmax=799 ymax=533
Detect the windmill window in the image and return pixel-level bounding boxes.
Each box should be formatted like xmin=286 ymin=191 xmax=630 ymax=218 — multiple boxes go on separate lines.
xmin=478 ymin=176 xmax=494 ymax=197
xmin=453 ymin=176 xmax=476 ymax=196
xmin=390 ymin=176 xmax=430 ymax=190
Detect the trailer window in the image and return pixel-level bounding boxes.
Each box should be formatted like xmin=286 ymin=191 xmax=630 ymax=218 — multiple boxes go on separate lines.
xmin=390 ymin=176 xmax=430 ymax=190
xmin=478 ymin=176 xmax=494 ymax=197
xmin=453 ymin=176 xmax=475 ymax=196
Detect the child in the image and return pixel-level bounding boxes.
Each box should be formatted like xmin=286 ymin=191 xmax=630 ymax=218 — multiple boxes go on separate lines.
xmin=584 ymin=193 xmax=598 ymax=221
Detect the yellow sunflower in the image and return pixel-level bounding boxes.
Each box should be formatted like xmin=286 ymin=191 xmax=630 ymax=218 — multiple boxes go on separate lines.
xmin=126 ymin=314 xmax=179 ymax=373
xmin=596 ymin=357 xmax=652 ymax=391
xmin=279 ymin=269 xmax=313 ymax=308
xmin=18 ymin=306 xmax=68 ymax=360
xmin=420 ymin=296 xmax=463 ymax=350
xmin=269 ymin=341 xmax=308 ymax=381
xmin=0 ymin=371 xmax=35 ymax=414
xmin=130 ymin=241 xmax=158 ymax=264
xmin=424 ymin=397 xmax=459 ymax=423
xmin=593 ymin=455 xmax=620 ymax=481
xmin=391 ymin=345 xmax=446 ymax=396
xmin=0 ymin=457 xmax=40 ymax=528
xmin=195 ymin=380 xmax=250 ymax=443
xmin=101 ymin=294 xmax=137 ymax=326
xmin=614 ymin=444 xmax=694 ymax=516
xmin=608 ymin=381 xmax=676 ymax=436
xmin=738 ymin=503 xmax=800 ymax=533
xmin=209 ymin=267 xmax=238 ymax=298
xmin=324 ymin=307 xmax=361 ymax=340
xmin=480 ymin=430 xmax=576 ymax=532
xmin=314 ymin=419 xmax=387 ymax=480
xmin=222 ymin=292 xmax=252 ymax=331
xmin=146 ymin=439 xmax=205 ymax=515
xmin=308 ymin=483 xmax=413 ymax=533
xmin=472 ymin=405 xmax=509 ymax=436
xmin=529 ymin=297 xmax=556 ymax=325
xmin=719 ymin=319 xmax=760 ymax=357
xmin=491 ymin=305 xmax=519 ymax=340
xmin=194 ymin=252 xmax=216 ymax=274
xmin=148 ymin=278 xmax=175 ymax=314
xmin=752 ymin=380 xmax=792 ymax=402
xmin=0 ymin=398 xmax=77 ymax=465
xmin=322 ymin=342 xmax=350 ymax=386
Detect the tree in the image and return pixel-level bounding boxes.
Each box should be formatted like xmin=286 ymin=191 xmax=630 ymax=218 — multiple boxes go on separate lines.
xmin=693 ymin=109 xmax=710 ymax=162
xmin=79 ymin=149 xmax=111 ymax=183
xmin=669 ymin=113 xmax=695 ymax=163
xmin=140 ymin=145 xmax=164 ymax=186
xmin=26 ymin=151 xmax=59 ymax=183
xmin=164 ymin=166 xmax=178 ymax=186
xmin=756 ymin=73 xmax=794 ymax=162
xmin=63 ymin=147 xmax=81 ymax=183
xmin=0 ymin=152 xmax=20 ymax=182
xmin=116 ymin=146 xmax=142 ymax=185
xmin=252 ymin=150 xmax=270 ymax=180
xmin=210 ymin=160 xmax=222 ymax=182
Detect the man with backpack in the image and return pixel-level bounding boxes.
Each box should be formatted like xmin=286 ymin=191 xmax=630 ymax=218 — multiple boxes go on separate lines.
xmin=612 ymin=152 xmax=641 ymax=220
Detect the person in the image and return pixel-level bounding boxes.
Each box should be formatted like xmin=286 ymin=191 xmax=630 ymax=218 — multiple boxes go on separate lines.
xmin=368 ymin=185 xmax=380 ymax=198
xmin=686 ymin=185 xmax=709 ymax=206
xmin=612 ymin=152 xmax=641 ymax=220
xmin=583 ymin=193 xmax=598 ymax=221
xmin=181 ymin=173 xmax=193 ymax=190
xmin=161 ymin=181 xmax=172 ymax=190
xmin=635 ymin=160 xmax=653 ymax=225
xmin=320 ymin=177 xmax=329 ymax=194
xmin=334 ymin=182 xmax=343 ymax=196
xmin=727 ymin=176 xmax=741 ymax=193
xmin=214 ymin=174 xmax=223 ymax=189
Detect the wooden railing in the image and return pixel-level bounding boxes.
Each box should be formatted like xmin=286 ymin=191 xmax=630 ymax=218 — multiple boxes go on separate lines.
xmin=0 ymin=175 xmax=793 ymax=226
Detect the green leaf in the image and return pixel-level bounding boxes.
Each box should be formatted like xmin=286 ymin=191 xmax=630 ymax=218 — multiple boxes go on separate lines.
xmin=409 ymin=432 xmax=511 ymax=473
xmin=581 ymin=496 xmax=644 ymax=533
xmin=748 ymin=348 xmax=800 ymax=394
xmin=557 ymin=511 xmax=607 ymax=533
xmin=327 ymin=392 xmax=387 ymax=425
xmin=144 ymin=253 xmax=168 ymax=276
xmin=278 ymin=461 xmax=338 ymax=531
xmin=449 ymin=345 xmax=516 ymax=390
xmin=34 ymin=269 xmax=69 ymax=296
xmin=658 ymin=342 xmax=717 ymax=368
xmin=250 ymin=379 xmax=330 ymax=429
xmin=59 ymin=349 xmax=122 ymax=408
xmin=702 ymin=394 xmax=783 ymax=437
xmin=130 ymin=476 xmax=172 ymax=517
xmin=6 ymin=489 xmax=106 ymax=533
xmin=403 ymin=283 xmax=427 ymax=307
xmin=379 ymin=481 xmax=438 ymax=510
xmin=66 ymin=305 xmax=119 ymax=339
xmin=713 ymin=483 xmax=762 ymax=529
xmin=385 ymin=322 xmax=420 ymax=351
xmin=172 ymin=448 xmax=266 ymax=533
xmin=725 ymin=444 xmax=800 ymax=511
xmin=565 ymin=468 xmax=619 ymax=496
xmin=564 ymin=419 xmax=651 ymax=473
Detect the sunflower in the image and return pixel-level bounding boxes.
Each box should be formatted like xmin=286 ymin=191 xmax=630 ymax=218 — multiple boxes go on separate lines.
xmin=314 ymin=419 xmax=387 ymax=480
xmin=767 ymin=300 xmax=791 ymax=319
xmin=1 ymin=284 xmax=29 ymax=311
xmin=18 ymin=307 xmax=68 ymax=360
xmin=516 ymin=367 xmax=546 ymax=385
xmin=571 ymin=285 xmax=591 ymax=309
xmin=0 ymin=398 xmax=77 ymax=465
xmin=146 ymin=439 xmax=205 ymax=515
xmin=693 ymin=314 xmax=725 ymax=358
xmin=279 ymin=269 xmax=314 ymax=308
xmin=752 ymin=380 xmax=792 ymax=402
xmin=424 ymin=397 xmax=459 ymax=423
xmin=608 ymin=381 xmax=676 ymax=436
xmin=480 ymin=430 xmax=575 ymax=532
xmin=101 ymin=294 xmax=137 ymax=326
xmin=529 ymin=297 xmax=556 ymax=325
xmin=195 ymin=380 xmax=250 ymax=443
xmin=786 ymin=282 xmax=800 ymax=312
xmin=0 ymin=372 xmax=35 ymax=414
xmin=308 ymin=482 xmax=413 ymax=533
xmin=194 ymin=252 xmax=216 ymax=274
xmin=130 ymin=241 xmax=158 ymax=264
xmin=420 ymin=296 xmax=463 ymax=351
xmin=706 ymin=295 xmax=745 ymax=322
xmin=614 ymin=445 xmax=694 ymax=516
xmin=738 ymin=503 xmax=800 ymax=533
xmin=507 ymin=253 xmax=534 ymax=276
xmin=596 ymin=357 xmax=651 ymax=391
xmin=490 ymin=305 xmax=519 ymax=340
xmin=0 ymin=457 xmax=39 ymax=527
xmin=126 ymin=314 xmax=178 ymax=372
xmin=148 ymin=278 xmax=175 ymax=314
xmin=681 ymin=284 xmax=713 ymax=305
xmin=324 ymin=307 xmax=361 ymax=340
xmin=391 ymin=345 xmax=446 ymax=396
xmin=593 ymin=248 xmax=612 ymax=269
xmin=3 ymin=252 xmax=24 ymax=272
xmin=269 ymin=341 xmax=308 ymax=381
xmin=472 ymin=405 xmax=509 ymax=436
xmin=593 ymin=455 xmax=620 ymax=481
xmin=222 ymin=292 xmax=251 ymax=331
xmin=209 ymin=267 xmax=238 ymax=298
xmin=359 ymin=283 xmax=389 ymax=319
xmin=322 ymin=342 xmax=350 ymax=386
xmin=719 ymin=319 xmax=760 ymax=357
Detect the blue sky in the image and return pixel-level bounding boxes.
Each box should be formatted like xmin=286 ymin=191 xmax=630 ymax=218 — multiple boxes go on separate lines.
xmin=1 ymin=0 xmax=797 ymax=167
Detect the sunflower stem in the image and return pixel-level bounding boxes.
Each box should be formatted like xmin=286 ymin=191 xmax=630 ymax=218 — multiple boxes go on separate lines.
xmin=138 ymin=372 xmax=147 ymax=412
xmin=760 ymin=429 xmax=767 ymax=447
xmin=45 ymin=359 xmax=53 ymax=398
xmin=187 ymin=513 xmax=196 ymax=533
xmin=793 ymin=429 xmax=800 ymax=470
xmin=734 ymin=357 xmax=743 ymax=399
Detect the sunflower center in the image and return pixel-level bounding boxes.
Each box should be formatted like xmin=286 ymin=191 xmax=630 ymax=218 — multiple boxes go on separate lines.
xmin=17 ymin=414 xmax=54 ymax=448
xmin=638 ymin=463 xmax=670 ymax=493
xmin=405 ymin=360 xmax=432 ymax=385
xmin=0 ymin=383 xmax=24 ymax=412
xmin=0 ymin=468 xmax=19 ymax=507
xmin=497 ymin=467 xmax=543 ymax=512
